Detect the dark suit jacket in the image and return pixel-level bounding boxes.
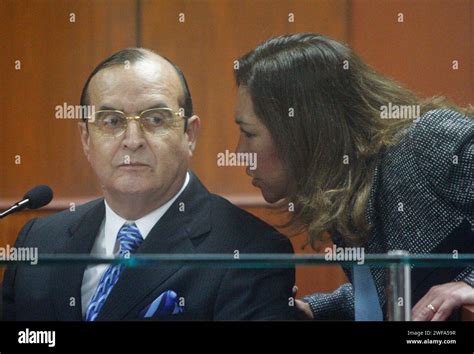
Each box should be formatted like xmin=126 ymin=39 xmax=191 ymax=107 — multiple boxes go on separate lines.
xmin=3 ymin=172 xmax=295 ymax=320
xmin=304 ymin=108 xmax=474 ymax=320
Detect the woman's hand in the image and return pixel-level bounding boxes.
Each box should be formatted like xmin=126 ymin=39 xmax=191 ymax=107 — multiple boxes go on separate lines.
xmin=293 ymin=286 xmax=315 ymax=320
xmin=412 ymin=281 xmax=474 ymax=321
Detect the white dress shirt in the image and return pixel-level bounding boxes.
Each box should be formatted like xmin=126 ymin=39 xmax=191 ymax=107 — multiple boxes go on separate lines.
xmin=81 ymin=172 xmax=190 ymax=317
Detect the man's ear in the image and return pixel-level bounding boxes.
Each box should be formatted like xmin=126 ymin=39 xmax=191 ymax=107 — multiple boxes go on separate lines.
xmin=185 ymin=115 xmax=200 ymax=157
xmin=78 ymin=122 xmax=91 ymax=162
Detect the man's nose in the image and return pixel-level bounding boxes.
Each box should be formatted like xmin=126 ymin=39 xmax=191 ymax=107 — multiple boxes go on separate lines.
xmin=122 ymin=120 xmax=145 ymax=151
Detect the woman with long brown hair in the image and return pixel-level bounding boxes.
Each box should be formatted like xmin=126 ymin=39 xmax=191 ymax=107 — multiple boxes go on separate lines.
xmin=234 ymin=33 xmax=474 ymax=321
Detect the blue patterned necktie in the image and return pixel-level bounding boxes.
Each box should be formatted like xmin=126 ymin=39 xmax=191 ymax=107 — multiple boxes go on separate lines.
xmin=353 ymin=265 xmax=383 ymax=321
xmin=85 ymin=222 xmax=143 ymax=321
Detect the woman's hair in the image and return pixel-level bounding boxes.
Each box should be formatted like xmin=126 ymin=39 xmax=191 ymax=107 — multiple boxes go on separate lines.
xmin=235 ymin=33 xmax=473 ymax=248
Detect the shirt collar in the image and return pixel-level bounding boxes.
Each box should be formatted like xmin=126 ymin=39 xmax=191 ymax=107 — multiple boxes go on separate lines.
xmin=104 ymin=172 xmax=190 ymax=252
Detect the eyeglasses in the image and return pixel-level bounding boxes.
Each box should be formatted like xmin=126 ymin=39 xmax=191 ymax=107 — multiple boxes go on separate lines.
xmin=87 ymin=108 xmax=188 ymax=137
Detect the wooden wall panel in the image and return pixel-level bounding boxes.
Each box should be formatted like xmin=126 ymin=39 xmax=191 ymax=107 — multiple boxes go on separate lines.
xmin=0 ymin=0 xmax=138 ymax=204
xmin=350 ymin=0 xmax=473 ymax=106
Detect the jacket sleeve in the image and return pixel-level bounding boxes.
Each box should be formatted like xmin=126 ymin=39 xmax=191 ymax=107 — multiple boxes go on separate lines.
xmin=2 ymin=218 xmax=37 ymax=320
xmin=460 ymin=270 xmax=474 ymax=287
xmin=213 ymin=235 xmax=296 ymax=320
xmin=303 ymin=283 xmax=354 ymax=320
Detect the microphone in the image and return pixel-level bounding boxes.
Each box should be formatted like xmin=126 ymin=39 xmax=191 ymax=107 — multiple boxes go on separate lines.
xmin=0 ymin=185 xmax=53 ymax=219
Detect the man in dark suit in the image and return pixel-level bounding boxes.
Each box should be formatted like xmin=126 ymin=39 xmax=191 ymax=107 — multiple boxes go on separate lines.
xmin=2 ymin=48 xmax=295 ymax=321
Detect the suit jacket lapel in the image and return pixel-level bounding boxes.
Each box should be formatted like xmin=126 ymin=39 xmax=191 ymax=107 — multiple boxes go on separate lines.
xmin=97 ymin=172 xmax=212 ymax=320
xmin=50 ymin=199 xmax=105 ymax=320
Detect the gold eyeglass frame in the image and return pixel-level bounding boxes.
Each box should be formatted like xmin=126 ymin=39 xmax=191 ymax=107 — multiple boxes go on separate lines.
xmin=87 ymin=107 xmax=189 ymax=137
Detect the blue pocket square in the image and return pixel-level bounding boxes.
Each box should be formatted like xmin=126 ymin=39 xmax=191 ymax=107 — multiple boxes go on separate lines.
xmin=139 ymin=290 xmax=184 ymax=318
